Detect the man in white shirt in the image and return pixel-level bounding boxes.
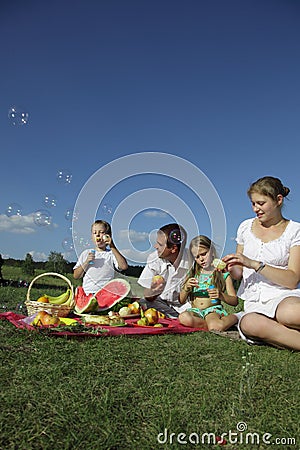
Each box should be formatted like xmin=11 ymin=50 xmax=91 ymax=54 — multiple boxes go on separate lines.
xmin=138 ymin=223 xmax=192 ymax=318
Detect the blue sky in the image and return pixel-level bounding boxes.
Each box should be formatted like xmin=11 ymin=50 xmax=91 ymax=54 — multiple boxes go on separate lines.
xmin=0 ymin=0 xmax=300 ymax=265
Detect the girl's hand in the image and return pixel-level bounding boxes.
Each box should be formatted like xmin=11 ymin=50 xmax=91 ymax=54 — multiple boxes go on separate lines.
xmin=86 ymin=250 xmax=96 ymax=264
xmin=207 ymin=286 xmax=220 ymax=299
xmin=103 ymin=234 xmax=111 ymax=246
xmin=182 ymin=277 xmax=199 ymax=292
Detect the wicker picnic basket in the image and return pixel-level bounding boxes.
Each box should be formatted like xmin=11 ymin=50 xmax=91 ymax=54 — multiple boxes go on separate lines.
xmin=25 ymin=272 xmax=74 ymax=317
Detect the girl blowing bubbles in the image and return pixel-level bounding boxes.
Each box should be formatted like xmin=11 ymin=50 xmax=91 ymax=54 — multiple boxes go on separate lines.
xmin=179 ymin=235 xmax=238 ymax=331
xmin=73 ymin=220 xmax=128 ymax=294
xmin=223 ymin=176 xmax=300 ymax=351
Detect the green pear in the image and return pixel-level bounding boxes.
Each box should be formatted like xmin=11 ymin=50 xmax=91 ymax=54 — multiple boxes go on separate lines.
xmin=137 ymin=317 xmax=149 ymax=326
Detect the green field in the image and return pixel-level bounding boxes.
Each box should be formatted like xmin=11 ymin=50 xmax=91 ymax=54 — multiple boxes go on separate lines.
xmin=0 ymin=267 xmax=299 ymax=449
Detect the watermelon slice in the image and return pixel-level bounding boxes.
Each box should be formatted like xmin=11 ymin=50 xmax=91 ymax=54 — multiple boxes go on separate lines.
xmin=74 ymin=286 xmax=98 ymax=314
xmin=94 ymin=278 xmax=131 ymax=311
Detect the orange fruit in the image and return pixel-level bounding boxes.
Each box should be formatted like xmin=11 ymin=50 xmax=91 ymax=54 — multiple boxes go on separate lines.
xmin=37 ymin=296 xmax=49 ymax=303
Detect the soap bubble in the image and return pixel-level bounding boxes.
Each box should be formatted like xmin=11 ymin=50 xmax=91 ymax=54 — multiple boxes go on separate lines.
xmin=62 ymin=237 xmax=74 ymax=252
xmin=56 ymin=169 xmax=72 ymax=184
xmin=65 ymin=208 xmax=73 ymax=221
xmin=72 ymin=210 xmax=79 ymax=222
xmin=17 ymin=303 xmax=24 ymax=313
xmin=5 ymin=203 xmax=22 ymax=217
xmin=169 ymin=229 xmax=182 ymax=245
xmin=34 ymin=210 xmax=52 ymax=227
xmin=8 ymin=106 xmax=29 ymax=126
xmin=102 ymin=203 xmax=113 ymax=215
xmin=43 ymin=194 xmax=57 ymax=208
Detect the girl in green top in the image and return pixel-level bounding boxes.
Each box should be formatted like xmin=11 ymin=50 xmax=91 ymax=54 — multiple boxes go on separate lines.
xmin=179 ymin=235 xmax=238 ymax=331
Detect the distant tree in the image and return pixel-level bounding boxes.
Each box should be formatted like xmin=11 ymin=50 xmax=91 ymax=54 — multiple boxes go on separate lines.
xmin=0 ymin=253 xmax=4 ymax=281
xmin=46 ymin=251 xmax=68 ymax=273
xmin=124 ymin=265 xmax=144 ymax=277
xmin=22 ymin=253 xmax=35 ymax=276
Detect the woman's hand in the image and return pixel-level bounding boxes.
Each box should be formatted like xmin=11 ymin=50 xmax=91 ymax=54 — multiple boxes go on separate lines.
xmin=223 ymin=252 xmax=257 ymax=270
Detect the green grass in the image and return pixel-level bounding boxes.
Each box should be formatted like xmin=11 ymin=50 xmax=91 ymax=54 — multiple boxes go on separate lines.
xmin=0 ymin=270 xmax=299 ymax=449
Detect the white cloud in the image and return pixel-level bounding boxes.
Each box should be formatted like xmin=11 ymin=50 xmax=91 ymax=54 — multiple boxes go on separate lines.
xmin=28 ymin=251 xmax=48 ymax=262
xmin=0 ymin=213 xmax=58 ymax=234
xmin=118 ymin=229 xmax=149 ymax=243
xmin=143 ymin=210 xmax=169 ymax=218
xmin=0 ymin=214 xmax=36 ymax=234
xmin=121 ymin=248 xmax=150 ymax=265
xmin=1 ymin=253 xmax=11 ymax=259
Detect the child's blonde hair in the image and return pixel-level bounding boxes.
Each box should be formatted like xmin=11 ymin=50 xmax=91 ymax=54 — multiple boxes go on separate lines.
xmin=91 ymin=220 xmax=111 ymax=235
xmin=183 ymin=235 xmax=226 ymax=297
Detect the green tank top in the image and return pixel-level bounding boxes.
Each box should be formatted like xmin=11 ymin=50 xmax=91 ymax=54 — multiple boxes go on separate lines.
xmin=193 ymin=272 xmax=229 ymax=298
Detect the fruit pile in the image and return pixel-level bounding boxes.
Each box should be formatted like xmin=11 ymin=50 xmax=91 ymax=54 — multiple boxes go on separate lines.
xmin=31 ymin=311 xmax=61 ymax=327
xmin=118 ymin=301 xmax=140 ymax=317
xmin=136 ymin=307 xmax=165 ymax=327
xmin=36 ymin=288 xmax=73 ymax=307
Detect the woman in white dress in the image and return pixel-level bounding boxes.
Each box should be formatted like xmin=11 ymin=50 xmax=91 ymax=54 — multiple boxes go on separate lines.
xmin=223 ymin=176 xmax=300 ymax=350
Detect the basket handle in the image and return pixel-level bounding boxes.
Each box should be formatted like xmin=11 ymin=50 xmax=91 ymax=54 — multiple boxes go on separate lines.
xmin=26 ymin=272 xmax=74 ymax=302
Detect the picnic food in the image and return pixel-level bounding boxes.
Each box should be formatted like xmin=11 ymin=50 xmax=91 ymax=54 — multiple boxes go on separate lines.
xmin=118 ymin=306 xmax=132 ymax=317
xmin=46 ymin=288 xmax=73 ymax=305
xmin=42 ymin=314 xmax=61 ymax=326
xmin=37 ymin=296 xmax=49 ymax=303
xmin=36 ymin=289 xmax=73 ymax=305
xmin=152 ymin=275 xmax=165 ymax=285
xmin=136 ymin=307 xmax=162 ymax=326
xmin=32 ymin=311 xmax=47 ymax=326
xmin=127 ymin=301 xmax=140 ymax=314
xmin=32 ymin=311 xmax=61 ymax=326
xmin=74 ymin=286 xmax=98 ymax=314
xmin=137 ymin=316 xmax=149 ymax=326
xmin=212 ymin=258 xmax=226 ymax=270
xmin=81 ymin=312 xmax=125 ymax=326
xmin=144 ymin=308 xmax=159 ymax=325
xmin=25 ymin=272 xmax=74 ymax=318
xmin=94 ymin=278 xmax=131 ymax=310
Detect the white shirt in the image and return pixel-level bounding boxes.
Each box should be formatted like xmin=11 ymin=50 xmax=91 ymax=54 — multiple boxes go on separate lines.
xmin=74 ymin=249 xmax=119 ymax=294
xmin=138 ymin=249 xmax=191 ymax=310
xmin=236 ymin=218 xmax=300 ymax=316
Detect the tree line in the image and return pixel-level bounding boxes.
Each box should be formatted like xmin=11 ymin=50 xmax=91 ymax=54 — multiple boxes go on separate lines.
xmin=1 ymin=252 xmax=144 ymax=278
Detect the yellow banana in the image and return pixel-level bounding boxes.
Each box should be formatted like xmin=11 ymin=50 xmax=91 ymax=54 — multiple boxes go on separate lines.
xmin=61 ymin=291 xmax=74 ymax=307
xmin=47 ymin=289 xmax=71 ymax=305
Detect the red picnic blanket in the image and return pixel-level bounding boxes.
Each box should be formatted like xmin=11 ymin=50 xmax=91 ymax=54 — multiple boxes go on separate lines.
xmin=0 ymin=311 xmax=207 ymax=338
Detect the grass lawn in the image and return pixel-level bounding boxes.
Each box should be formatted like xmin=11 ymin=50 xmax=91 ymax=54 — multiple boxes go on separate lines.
xmin=0 ymin=269 xmax=299 ymax=449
